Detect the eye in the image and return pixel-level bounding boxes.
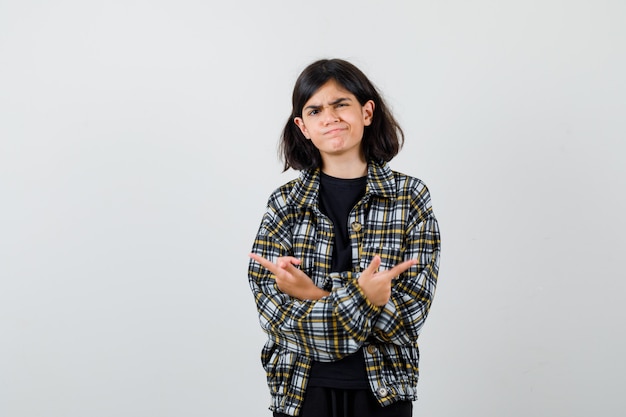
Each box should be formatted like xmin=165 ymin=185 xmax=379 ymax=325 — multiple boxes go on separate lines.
xmin=308 ymin=109 xmax=320 ymax=116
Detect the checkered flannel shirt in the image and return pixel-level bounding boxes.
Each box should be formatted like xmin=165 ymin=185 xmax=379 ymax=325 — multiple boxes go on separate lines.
xmin=248 ymin=161 xmax=441 ymax=416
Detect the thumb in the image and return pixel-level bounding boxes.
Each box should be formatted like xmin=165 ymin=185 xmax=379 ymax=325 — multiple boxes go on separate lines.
xmin=364 ymin=255 xmax=381 ymax=275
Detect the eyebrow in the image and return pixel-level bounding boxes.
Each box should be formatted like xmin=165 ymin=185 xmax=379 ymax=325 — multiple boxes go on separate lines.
xmin=304 ymin=97 xmax=352 ymax=111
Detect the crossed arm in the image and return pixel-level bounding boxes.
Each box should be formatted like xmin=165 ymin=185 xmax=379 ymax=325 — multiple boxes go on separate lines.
xmin=248 ymin=249 xmax=420 ymax=361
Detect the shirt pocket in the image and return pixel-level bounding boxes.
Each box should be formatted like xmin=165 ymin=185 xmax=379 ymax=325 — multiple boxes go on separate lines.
xmin=360 ymin=245 xmax=404 ymax=271
xmin=379 ymin=343 xmax=420 ymax=386
xmin=262 ymin=343 xmax=297 ymax=397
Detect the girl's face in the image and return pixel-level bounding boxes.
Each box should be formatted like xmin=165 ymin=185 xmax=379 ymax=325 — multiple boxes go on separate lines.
xmin=294 ymin=79 xmax=374 ymax=166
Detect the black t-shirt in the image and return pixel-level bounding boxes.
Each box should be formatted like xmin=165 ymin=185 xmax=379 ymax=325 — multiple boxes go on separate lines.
xmin=307 ymin=172 xmax=369 ymax=389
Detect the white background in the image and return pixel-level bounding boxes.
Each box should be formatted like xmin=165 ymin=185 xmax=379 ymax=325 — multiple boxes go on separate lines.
xmin=1 ymin=1 xmax=625 ymax=416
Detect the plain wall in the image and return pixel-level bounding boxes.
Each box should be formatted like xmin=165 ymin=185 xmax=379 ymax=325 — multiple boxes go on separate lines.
xmin=1 ymin=1 xmax=625 ymax=416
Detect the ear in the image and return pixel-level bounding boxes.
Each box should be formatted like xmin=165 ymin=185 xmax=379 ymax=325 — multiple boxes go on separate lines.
xmin=362 ymin=100 xmax=375 ymax=126
xmin=294 ymin=117 xmax=310 ymax=139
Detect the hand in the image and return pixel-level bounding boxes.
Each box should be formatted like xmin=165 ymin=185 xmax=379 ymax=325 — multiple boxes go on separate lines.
xmin=249 ymin=253 xmax=329 ymax=300
xmin=358 ymin=256 xmax=418 ymax=306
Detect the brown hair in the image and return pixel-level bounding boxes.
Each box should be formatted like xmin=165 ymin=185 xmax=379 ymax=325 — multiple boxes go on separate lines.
xmin=279 ymin=59 xmax=404 ymax=171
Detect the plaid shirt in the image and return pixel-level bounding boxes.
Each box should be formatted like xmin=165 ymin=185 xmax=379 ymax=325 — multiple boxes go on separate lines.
xmin=248 ymin=161 xmax=441 ymax=416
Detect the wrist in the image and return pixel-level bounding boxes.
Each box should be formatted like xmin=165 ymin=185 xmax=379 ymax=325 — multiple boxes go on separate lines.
xmin=307 ymin=286 xmax=330 ymax=300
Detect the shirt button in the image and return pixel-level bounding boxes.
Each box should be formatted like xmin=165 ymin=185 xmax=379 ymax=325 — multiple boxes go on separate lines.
xmin=377 ymin=387 xmax=389 ymax=397
xmin=366 ymin=345 xmax=377 ymax=354
xmin=351 ymin=221 xmax=362 ymax=232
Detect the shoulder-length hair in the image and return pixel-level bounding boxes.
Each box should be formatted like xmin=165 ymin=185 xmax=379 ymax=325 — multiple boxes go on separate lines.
xmin=279 ymin=58 xmax=404 ymax=171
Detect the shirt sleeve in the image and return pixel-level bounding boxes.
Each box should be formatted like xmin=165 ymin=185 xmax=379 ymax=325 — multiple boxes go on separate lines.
xmin=248 ymin=198 xmax=381 ymax=362
xmin=371 ymin=184 xmax=441 ymax=346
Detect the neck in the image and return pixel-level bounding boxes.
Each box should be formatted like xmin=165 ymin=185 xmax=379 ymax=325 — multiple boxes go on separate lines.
xmin=320 ymin=156 xmax=367 ymax=179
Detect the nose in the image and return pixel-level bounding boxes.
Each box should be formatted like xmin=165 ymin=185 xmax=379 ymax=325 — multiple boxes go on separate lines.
xmin=322 ymin=107 xmax=340 ymax=124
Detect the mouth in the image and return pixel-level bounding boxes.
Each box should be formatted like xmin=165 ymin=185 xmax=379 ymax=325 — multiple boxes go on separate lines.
xmin=324 ymin=127 xmax=345 ymax=135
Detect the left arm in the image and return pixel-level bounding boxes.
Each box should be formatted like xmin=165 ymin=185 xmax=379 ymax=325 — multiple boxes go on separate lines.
xmin=371 ymin=186 xmax=441 ymax=345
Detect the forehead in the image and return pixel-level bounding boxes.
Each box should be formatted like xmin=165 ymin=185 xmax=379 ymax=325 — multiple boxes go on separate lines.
xmin=304 ymin=79 xmax=355 ymax=105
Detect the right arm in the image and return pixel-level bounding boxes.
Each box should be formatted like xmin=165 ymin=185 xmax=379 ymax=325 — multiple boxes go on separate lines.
xmin=248 ymin=199 xmax=381 ymax=362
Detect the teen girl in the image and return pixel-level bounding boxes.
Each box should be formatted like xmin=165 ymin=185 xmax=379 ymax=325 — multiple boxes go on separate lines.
xmin=248 ymin=59 xmax=441 ymax=417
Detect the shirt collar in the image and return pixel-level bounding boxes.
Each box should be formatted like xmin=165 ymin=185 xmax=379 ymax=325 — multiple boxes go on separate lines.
xmin=286 ymin=160 xmax=397 ymax=208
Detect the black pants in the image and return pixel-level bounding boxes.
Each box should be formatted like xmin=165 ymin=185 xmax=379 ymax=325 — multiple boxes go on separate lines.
xmin=273 ymin=387 xmax=412 ymax=417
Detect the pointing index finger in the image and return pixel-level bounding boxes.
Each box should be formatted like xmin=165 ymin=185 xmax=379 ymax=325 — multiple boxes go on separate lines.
xmin=387 ymin=259 xmax=418 ymax=278
xmin=249 ymin=253 xmax=279 ymax=275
